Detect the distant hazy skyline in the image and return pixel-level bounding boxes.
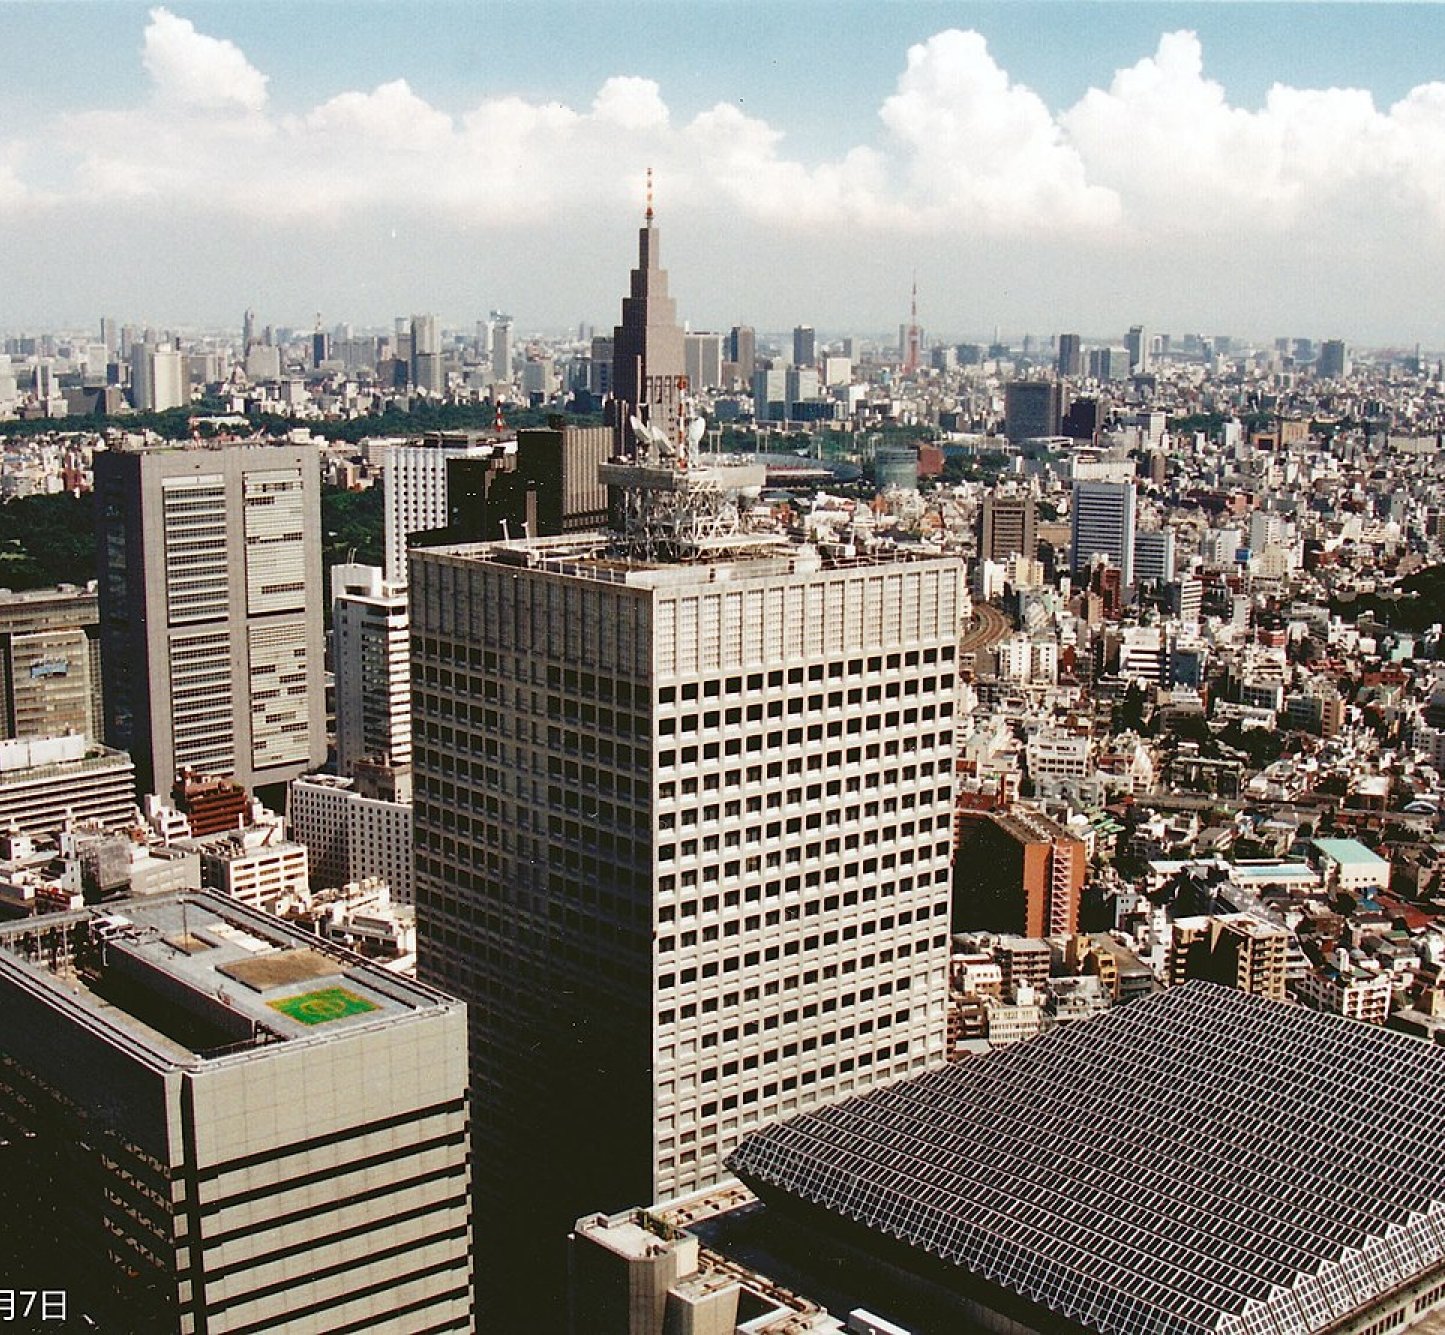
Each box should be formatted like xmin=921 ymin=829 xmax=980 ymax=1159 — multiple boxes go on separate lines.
xmin=4 ymin=3 xmax=1445 ymax=346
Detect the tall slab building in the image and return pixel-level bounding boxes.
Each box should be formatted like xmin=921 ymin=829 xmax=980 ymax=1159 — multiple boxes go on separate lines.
xmin=411 ymin=198 xmax=963 ymax=1320
xmin=95 ymin=442 xmax=325 ymax=799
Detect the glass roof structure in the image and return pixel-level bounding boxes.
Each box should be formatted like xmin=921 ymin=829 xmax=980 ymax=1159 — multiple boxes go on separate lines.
xmin=727 ymin=982 xmax=1445 ymax=1335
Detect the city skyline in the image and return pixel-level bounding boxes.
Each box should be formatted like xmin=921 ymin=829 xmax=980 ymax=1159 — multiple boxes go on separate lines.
xmin=4 ymin=4 xmax=1445 ymax=342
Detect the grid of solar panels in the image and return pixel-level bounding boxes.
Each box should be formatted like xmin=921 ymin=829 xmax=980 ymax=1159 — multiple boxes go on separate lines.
xmin=726 ymin=982 xmax=1445 ymax=1335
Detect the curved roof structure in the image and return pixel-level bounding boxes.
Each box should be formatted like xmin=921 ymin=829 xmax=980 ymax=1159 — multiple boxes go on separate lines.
xmin=727 ymin=982 xmax=1445 ymax=1335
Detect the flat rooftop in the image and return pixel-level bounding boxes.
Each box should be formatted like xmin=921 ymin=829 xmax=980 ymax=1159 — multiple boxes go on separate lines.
xmin=418 ymin=534 xmax=962 ymax=589
xmin=1313 ymin=837 xmax=1390 ymax=869
xmin=0 ymin=892 xmax=458 ymax=1070
xmin=729 ymin=982 xmax=1445 ymax=1335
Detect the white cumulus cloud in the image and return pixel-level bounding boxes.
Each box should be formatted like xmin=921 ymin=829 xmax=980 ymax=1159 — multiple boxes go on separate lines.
xmin=882 ymin=29 xmax=1119 ymax=229
xmin=142 ymin=7 xmax=268 ymax=113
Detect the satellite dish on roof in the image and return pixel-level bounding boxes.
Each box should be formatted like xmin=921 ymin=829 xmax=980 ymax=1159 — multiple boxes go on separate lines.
xmin=686 ymin=417 xmax=706 ymax=449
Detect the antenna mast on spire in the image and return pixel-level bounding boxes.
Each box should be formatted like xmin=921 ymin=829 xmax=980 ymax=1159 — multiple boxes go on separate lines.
xmin=645 ymin=166 xmax=654 ymax=222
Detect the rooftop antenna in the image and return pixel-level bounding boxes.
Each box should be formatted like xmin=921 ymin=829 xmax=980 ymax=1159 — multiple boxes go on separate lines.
xmin=646 ymin=166 xmax=654 ymax=222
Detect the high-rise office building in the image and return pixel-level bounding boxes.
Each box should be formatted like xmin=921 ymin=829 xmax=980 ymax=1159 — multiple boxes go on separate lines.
xmin=1071 ymin=479 xmax=1137 ymax=586
xmin=1004 ymin=381 xmax=1064 ymax=443
xmin=411 ymin=312 xmax=444 ymax=395
xmin=727 ymin=325 xmax=756 ymax=380
xmin=792 ymin=324 xmax=816 ymax=369
xmin=129 ymin=344 xmax=186 ymax=412
xmin=610 ymin=185 xmax=686 ymax=451
xmin=1318 ymin=338 xmax=1349 ymax=378
xmin=0 ymin=733 xmax=136 ymax=835
xmin=516 ymin=421 xmax=612 ymax=534
xmin=288 ymin=766 xmax=414 ymax=901
xmin=411 ymin=206 xmax=963 ymax=1318
xmin=383 ymin=436 xmax=499 ymax=584
xmin=412 ymin=536 xmax=962 ymax=1307
xmin=332 ymin=563 xmax=410 ymax=774
xmin=0 ymin=584 xmax=103 ymax=741
xmin=0 ymin=891 xmax=471 ymax=1333
xmin=489 ymin=310 xmax=514 ymax=383
xmin=1125 ymin=324 xmax=1148 ymax=371
xmin=979 ymin=492 xmax=1038 ymax=562
xmin=1132 ymin=528 xmax=1176 ymax=584
xmin=684 ymin=331 xmax=725 ymax=391
xmin=1057 ymin=332 xmax=1082 ymax=378
xmin=95 ymin=442 xmax=325 ymax=799
xmin=589 ymin=334 xmax=615 ymax=397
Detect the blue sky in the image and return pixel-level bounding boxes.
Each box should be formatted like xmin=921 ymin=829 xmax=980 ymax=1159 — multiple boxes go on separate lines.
xmin=4 ymin=3 xmax=1445 ymax=344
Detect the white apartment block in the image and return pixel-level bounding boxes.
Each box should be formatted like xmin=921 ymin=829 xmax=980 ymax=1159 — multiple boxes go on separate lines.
xmin=1026 ymin=729 xmax=1093 ymax=788
xmin=383 ymin=438 xmax=506 ymax=583
xmin=1295 ymin=966 xmax=1393 ymax=1025
xmin=186 ymin=823 xmax=309 ymax=911
xmin=332 ymin=563 xmax=411 ymax=773
xmin=411 ymin=536 xmax=964 ymax=1227
xmin=288 ymin=772 xmax=414 ymax=903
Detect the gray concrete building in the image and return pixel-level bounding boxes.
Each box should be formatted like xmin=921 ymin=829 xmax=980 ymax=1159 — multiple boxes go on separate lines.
xmin=0 ymin=583 xmax=103 ymax=741
xmin=412 ymin=533 xmax=963 ymax=1312
xmin=0 ymin=891 xmax=471 ymax=1333
xmin=0 ymin=733 xmax=135 ymax=834
xmin=95 ymin=442 xmax=326 ymax=799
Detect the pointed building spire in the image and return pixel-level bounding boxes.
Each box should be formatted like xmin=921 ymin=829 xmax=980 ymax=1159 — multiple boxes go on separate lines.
xmin=646 ymin=165 xmax=655 ymax=223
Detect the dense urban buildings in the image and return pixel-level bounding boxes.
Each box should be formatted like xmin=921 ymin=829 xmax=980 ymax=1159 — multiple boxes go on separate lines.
xmin=94 ymin=441 xmax=325 ymax=799
xmin=12 ymin=160 xmax=1445 ymax=1335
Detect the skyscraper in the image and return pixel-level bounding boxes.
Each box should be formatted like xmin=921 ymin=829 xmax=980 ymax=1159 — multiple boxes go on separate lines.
xmin=727 ymin=324 xmax=756 ymax=381
xmin=1004 ymin=380 xmax=1064 ymax=443
xmin=610 ymin=177 xmax=686 ymax=451
xmin=411 ymin=312 xmax=444 ymax=395
xmin=412 ymin=209 xmax=963 ymax=1318
xmin=331 ymin=562 xmax=410 ymax=775
xmin=0 ymin=585 xmax=103 ymax=742
xmin=383 ymin=436 xmax=499 ymax=584
xmin=1057 ymin=332 xmax=1082 ymax=378
xmin=1071 ymin=479 xmax=1137 ymax=586
xmin=129 ymin=344 xmax=186 ymax=412
xmin=792 ymin=324 xmax=816 ymax=369
xmin=95 ymin=442 xmax=325 ymax=799
xmin=684 ymin=331 xmax=725 ymax=391
xmin=489 ymin=310 xmax=514 ymax=383
xmin=1125 ymin=324 xmax=1148 ymax=372
xmin=1318 ymin=338 xmax=1349 ymax=378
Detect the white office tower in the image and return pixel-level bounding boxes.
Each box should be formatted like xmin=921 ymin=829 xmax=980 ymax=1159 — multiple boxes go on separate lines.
xmin=1071 ymin=480 xmax=1137 ymax=585
xmin=332 ymin=563 xmax=410 ymax=774
xmin=488 ymin=311 xmax=514 ymax=383
xmin=410 ymin=312 xmax=444 ymax=395
xmin=288 ymin=769 xmax=414 ymax=902
xmin=382 ymin=437 xmax=501 ymax=584
xmin=95 ymin=442 xmax=326 ymax=800
xmin=129 ymin=343 xmax=187 ymax=412
xmin=412 ymin=522 xmax=964 ymax=1309
xmin=683 ymin=331 xmax=725 ymax=391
